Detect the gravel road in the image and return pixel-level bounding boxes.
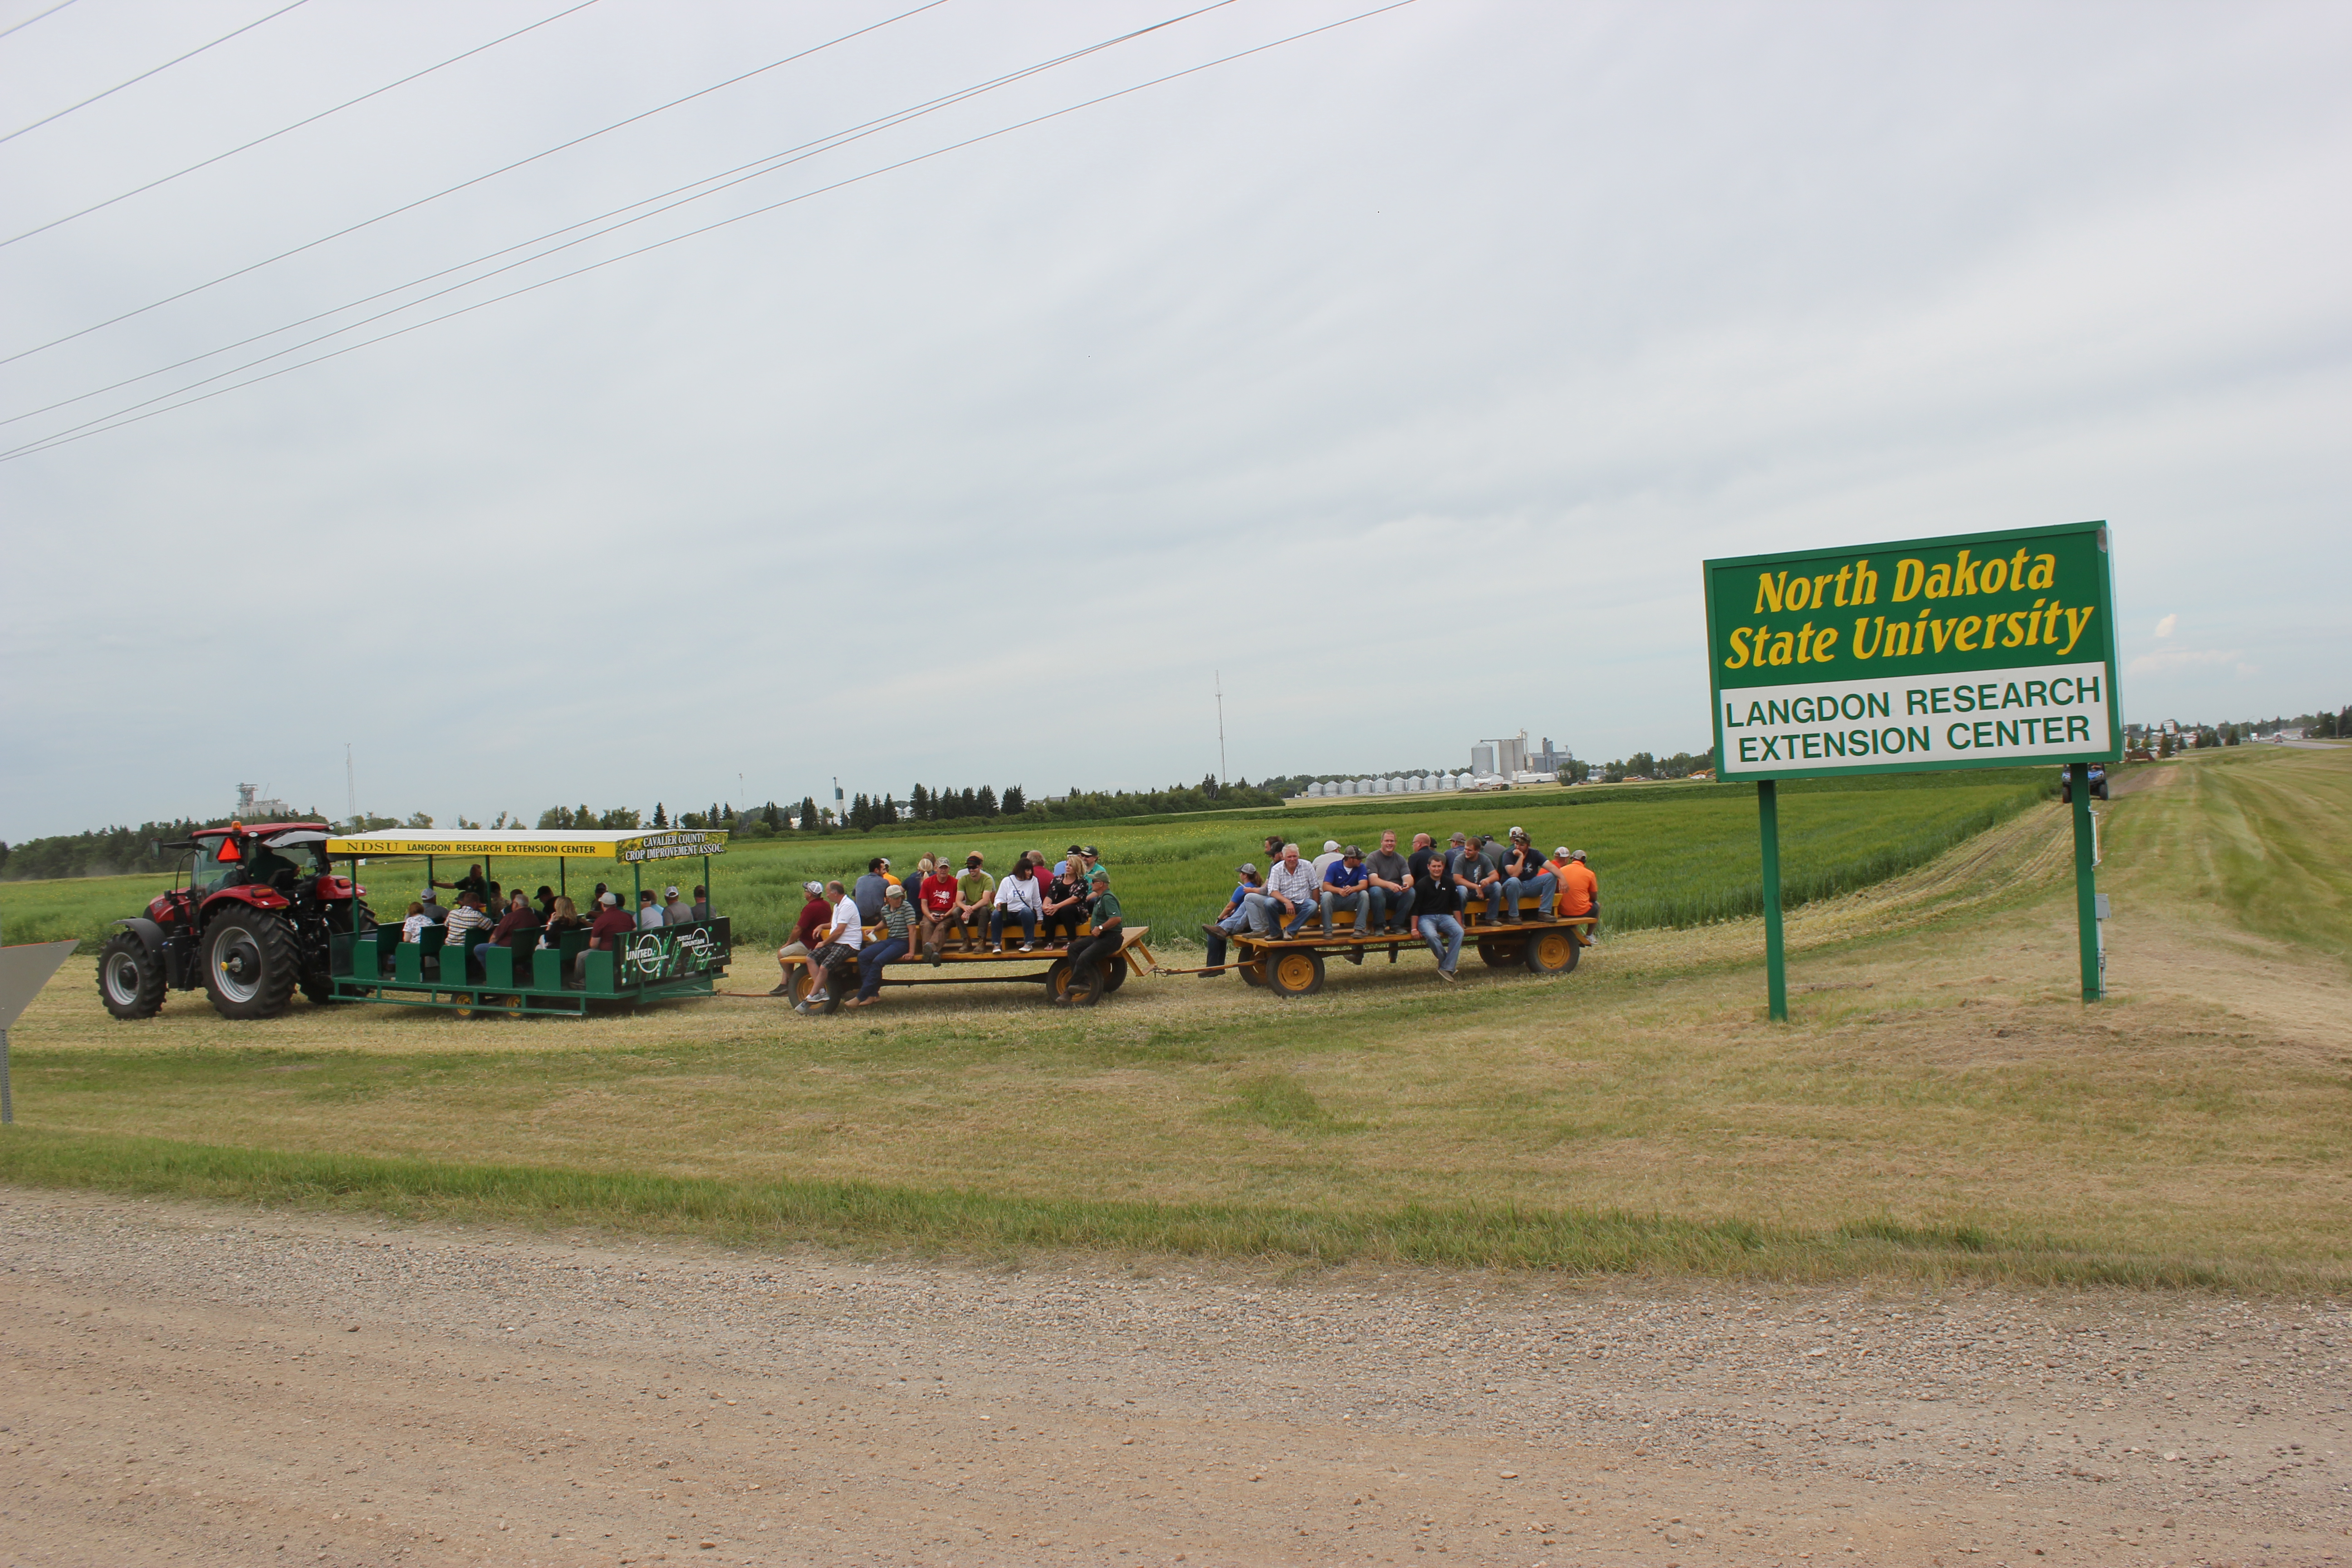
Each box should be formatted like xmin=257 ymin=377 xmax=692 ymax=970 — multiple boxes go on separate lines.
xmin=2 ymin=1189 xmax=2344 ymax=1567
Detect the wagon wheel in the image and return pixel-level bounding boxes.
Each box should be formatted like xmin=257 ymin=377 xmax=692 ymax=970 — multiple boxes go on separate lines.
xmin=1062 ymin=957 xmax=1107 ymax=1007
xmin=1101 ymin=952 xmax=1129 ymax=993
xmin=1523 ymin=926 xmax=1581 ymax=975
xmin=1238 ymin=956 xmax=1266 ymax=986
xmin=1265 ymin=949 xmax=1325 ymax=997
xmin=789 ymin=965 xmax=841 ymax=1016
xmin=1475 ymin=937 xmax=1523 ymax=969
xmin=1044 ymin=958 xmax=1074 ymax=1002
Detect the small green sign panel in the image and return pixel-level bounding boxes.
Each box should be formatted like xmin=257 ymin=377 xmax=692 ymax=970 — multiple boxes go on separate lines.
xmin=1704 ymin=520 xmax=2122 ymax=780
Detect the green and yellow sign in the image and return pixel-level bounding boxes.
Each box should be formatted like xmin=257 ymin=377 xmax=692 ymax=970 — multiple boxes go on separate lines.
xmin=1704 ymin=521 xmax=2121 ymax=779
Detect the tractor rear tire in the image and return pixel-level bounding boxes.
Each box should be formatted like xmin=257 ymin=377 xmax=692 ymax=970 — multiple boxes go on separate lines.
xmin=97 ymin=931 xmax=167 ymax=1019
xmin=201 ymin=911 xmax=300 ymax=1019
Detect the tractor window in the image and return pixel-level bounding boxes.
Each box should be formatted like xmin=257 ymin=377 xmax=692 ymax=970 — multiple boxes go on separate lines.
xmin=193 ymin=841 xmax=239 ymax=892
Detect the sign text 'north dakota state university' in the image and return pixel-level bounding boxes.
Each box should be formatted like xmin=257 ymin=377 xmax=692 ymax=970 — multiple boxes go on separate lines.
xmin=1704 ymin=521 xmax=2122 ymax=780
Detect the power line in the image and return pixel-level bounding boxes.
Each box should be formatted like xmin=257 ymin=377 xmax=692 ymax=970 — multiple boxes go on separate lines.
xmin=2 ymin=2 xmax=1235 ymax=427
xmin=0 ymin=0 xmax=310 ymax=147
xmin=0 ymin=0 xmax=604 ymax=250
xmin=0 ymin=1 xmax=1420 ymax=463
xmin=0 ymin=0 xmax=956 ymax=363
xmin=0 ymin=0 xmax=78 ymax=45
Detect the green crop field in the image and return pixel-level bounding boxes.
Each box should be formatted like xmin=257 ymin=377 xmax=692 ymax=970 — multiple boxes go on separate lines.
xmin=0 ymin=771 xmax=2052 ymax=956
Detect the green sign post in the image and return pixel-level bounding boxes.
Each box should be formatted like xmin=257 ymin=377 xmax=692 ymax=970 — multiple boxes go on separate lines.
xmin=1703 ymin=520 xmax=2122 ymax=1015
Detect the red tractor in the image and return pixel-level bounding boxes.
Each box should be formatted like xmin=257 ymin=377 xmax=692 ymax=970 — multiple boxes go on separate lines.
xmin=97 ymin=822 xmax=374 ymax=1020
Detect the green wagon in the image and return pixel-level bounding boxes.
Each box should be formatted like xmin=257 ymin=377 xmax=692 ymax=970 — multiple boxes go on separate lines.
xmin=321 ymin=828 xmax=731 ymax=1018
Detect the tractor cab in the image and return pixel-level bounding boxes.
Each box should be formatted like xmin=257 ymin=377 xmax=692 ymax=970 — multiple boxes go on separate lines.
xmin=189 ymin=823 xmax=334 ymax=896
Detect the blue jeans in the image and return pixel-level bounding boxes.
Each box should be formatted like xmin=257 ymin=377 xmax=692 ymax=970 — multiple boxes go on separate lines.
xmin=990 ymin=906 xmax=1038 ymax=945
xmin=1244 ymin=891 xmax=1312 ymax=938
xmin=1370 ymin=884 xmax=1416 ymax=932
xmin=1463 ymin=880 xmax=1503 ymax=921
xmin=1204 ymin=907 xmax=1251 ymax=968
xmin=1319 ymin=887 xmax=1369 ymax=935
xmin=857 ymin=936 xmax=908 ymax=998
xmin=1502 ymin=871 xmax=1558 ymax=918
xmin=1417 ymin=913 xmax=1464 ymax=971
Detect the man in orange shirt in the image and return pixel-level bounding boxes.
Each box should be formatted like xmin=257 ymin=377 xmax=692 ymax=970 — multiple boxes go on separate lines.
xmin=1553 ymin=846 xmax=1600 ymax=945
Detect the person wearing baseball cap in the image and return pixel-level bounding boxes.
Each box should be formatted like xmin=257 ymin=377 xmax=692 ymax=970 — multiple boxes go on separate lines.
xmin=1058 ymin=865 xmax=1124 ymax=1003
xmin=1554 ymin=847 xmax=1599 ymax=943
xmin=847 ymin=883 xmax=918 ymax=1007
xmin=1498 ymin=828 xmax=1558 ymax=924
xmin=771 ymin=881 xmax=833 ymax=995
xmin=1319 ymin=844 xmax=1372 ymax=939
xmin=662 ymin=883 xmax=692 ymax=926
xmin=1200 ymin=861 xmax=1262 ymax=973
xmin=579 ymin=887 xmax=637 ymax=985
xmin=1313 ymin=839 xmax=1345 ymax=879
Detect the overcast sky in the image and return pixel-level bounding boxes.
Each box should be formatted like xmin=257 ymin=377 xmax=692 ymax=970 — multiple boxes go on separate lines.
xmin=3 ymin=0 xmax=2346 ymax=839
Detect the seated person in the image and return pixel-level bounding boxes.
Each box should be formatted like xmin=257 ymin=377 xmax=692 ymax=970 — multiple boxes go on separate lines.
xmin=534 ymin=885 xmax=559 ymax=921
xmin=1040 ymin=861 xmax=1092 ymax=946
xmin=990 ymin=861 xmax=1045 ymax=953
xmin=917 ymin=862 xmax=960 ymax=964
xmin=1246 ymin=844 xmax=1319 ymax=940
xmin=1497 ymin=828 xmax=1558 ymax=923
xmin=689 ymin=884 xmax=710 ymax=923
xmin=1452 ymin=841 xmax=1503 ymax=924
xmin=1200 ymin=862 xmax=1260 ymax=972
xmin=663 ymin=884 xmax=692 ymax=926
xmin=541 ymin=895 xmax=585 ymax=938
xmin=1319 ymin=845 xmax=1372 ymax=937
xmin=950 ymin=855 xmax=993 ymax=953
xmin=399 ymin=901 xmax=433 ymax=943
xmin=1058 ymin=867 xmax=1125 ymax=1002
xmin=476 ymin=889 xmax=542 ymax=967
xmin=441 ymin=893 xmax=495 ymax=976
xmin=575 ymin=891 xmax=636 ymax=983
xmin=771 ymin=881 xmax=832 ymax=996
xmin=636 ymin=889 xmax=663 ymax=930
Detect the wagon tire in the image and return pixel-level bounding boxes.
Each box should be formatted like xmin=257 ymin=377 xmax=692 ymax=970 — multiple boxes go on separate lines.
xmin=1524 ymin=927 xmax=1581 ymax=975
xmin=1044 ymin=958 xmax=1073 ymax=1002
xmin=789 ymin=965 xmax=841 ymax=1016
xmin=1475 ymin=937 xmax=1523 ymax=969
xmin=201 ymin=910 xmax=299 ymax=1019
xmin=1238 ymin=951 xmax=1267 ymax=987
xmin=1062 ymin=958 xmax=1106 ymax=1007
xmin=1265 ymin=949 xmax=1325 ymax=998
xmin=1101 ymin=952 xmax=1129 ymax=992
xmin=97 ymin=931 xmax=167 ymax=1019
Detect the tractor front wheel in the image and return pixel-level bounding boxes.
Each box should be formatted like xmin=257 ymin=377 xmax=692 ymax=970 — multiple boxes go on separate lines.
xmin=97 ymin=931 xmax=167 ymax=1019
xmin=201 ymin=911 xmax=300 ymax=1019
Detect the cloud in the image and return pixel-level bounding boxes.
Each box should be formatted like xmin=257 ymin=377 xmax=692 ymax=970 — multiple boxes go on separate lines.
xmin=2127 ymin=647 xmax=2253 ymax=677
xmin=2153 ymin=613 xmax=2178 ymax=638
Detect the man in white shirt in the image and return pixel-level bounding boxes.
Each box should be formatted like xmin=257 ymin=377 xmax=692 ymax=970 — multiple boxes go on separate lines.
xmin=637 ymin=890 xmax=664 ymax=930
xmin=805 ymin=880 xmax=863 ymax=1004
xmin=1246 ymin=843 xmax=1320 ymax=940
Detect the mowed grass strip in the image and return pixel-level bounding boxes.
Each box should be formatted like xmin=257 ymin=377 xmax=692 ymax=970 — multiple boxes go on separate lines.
xmin=0 ymin=1129 xmax=2284 ymax=1290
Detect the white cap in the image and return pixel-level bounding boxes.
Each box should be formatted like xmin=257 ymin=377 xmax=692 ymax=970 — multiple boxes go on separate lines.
xmin=664 ymin=885 xmax=680 ymax=898
xmin=1323 ymin=840 xmax=1340 ymax=852
xmin=598 ymin=891 xmax=618 ymax=906
xmin=803 ymin=880 xmax=824 ymax=894
xmin=1555 ymin=846 xmax=1572 ymax=858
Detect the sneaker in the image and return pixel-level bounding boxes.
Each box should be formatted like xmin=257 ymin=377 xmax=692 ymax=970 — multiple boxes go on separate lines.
xmin=767 ymin=981 xmax=792 ymax=997
xmin=1019 ymin=941 xmax=1036 ymax=953
xmin=805 ymin=989 xmax=829 ymax=1005
xmin=1437 ymin=969 xmax=1457 ymax=982
xmin=991 ymin=943 xmax=1005 ymax=954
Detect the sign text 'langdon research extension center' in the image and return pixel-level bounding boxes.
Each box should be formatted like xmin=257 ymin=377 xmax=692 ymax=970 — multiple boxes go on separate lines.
xmin=1704 ymin=520 xmax=2123 ymax=780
